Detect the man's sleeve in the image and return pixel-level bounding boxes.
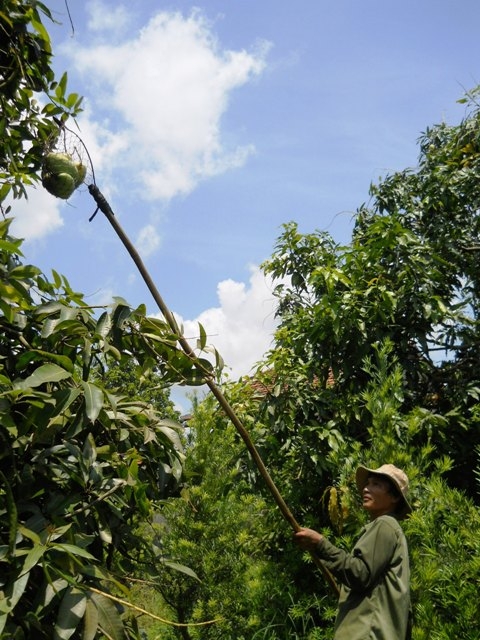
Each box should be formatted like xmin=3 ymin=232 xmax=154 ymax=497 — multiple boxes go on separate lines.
xmin=315 ymin=519 xmax=398 ymax=590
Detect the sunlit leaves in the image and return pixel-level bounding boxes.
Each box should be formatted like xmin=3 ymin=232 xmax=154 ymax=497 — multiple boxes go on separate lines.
xmin=54 ymin=588 xmax=87 ymax=640
xmin=13 ymin=362 xmax=72 ymax=390
xmin=0 ymin=2 xmax=83 ymax=201
xmin=0 ymin=217 xmax=190 ymax=636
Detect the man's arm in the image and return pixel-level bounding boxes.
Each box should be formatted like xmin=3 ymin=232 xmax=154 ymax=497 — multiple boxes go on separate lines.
xmin=294 ymin=519 xmax=398 ymax=590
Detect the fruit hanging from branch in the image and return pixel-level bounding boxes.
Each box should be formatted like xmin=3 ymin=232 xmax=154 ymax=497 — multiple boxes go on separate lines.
xmin=41 ymin=151 xmax=87 ymax=199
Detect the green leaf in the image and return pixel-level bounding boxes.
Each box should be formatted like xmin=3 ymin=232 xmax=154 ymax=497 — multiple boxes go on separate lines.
xmin=47 ymin=523 xmax=73 ymax=542
xmin=82 ymin=433 xmax=97 ymax=467
xmin=81 ymin=566 xmax=130 ymax=596
xmin=49 ymin=387 xmax=82 ymax=420
xmin=163 ymin=560 xmax=200 ymax=581
xmin=112 ymin=302 xmax=132 ymax=329
xmin=16 ymin=349 xmax=74 ymax=373
xmin=19 ymin=544 xmax=47 ymax=576
xmin=197 ymin=322 xmax=207 ymax=350
xmin=18 ymin=525 xmax=42 ymax=545
xmin=41 ymin=317 xmax=60 ymax=338
xmin=95 ymin=311 xmax=112 ymax=338
xmin=13 ymin=363 xmax=71 ymax=390
xmin=55 ymin=71 xmax=69 ymax=101
xmin=41 ymin=578 xmax=69 ymax=608
xmin=90 ymin=591 xmax=125 ymax=640
xmin=82 ymin=598 xmax=99 ymax=640
xmin=81 ymin=382 xmax=104 ymax=423
xmin=52 ymin=269 xmax=63 ymax=288
xmin=54 ymin=587 xmax=87 ymax=640
xmin=0 ymin=471 xmax=17 ymax=555
xmin=157 ymin=422 xmax=183 ymax=450
xmin=0 ymin=572 xmax=29 ymax=633
xmin=9 ymin=264 xmax=41 ymax=279
xmin=52 ymin=544 xmax=96 ymax=560
xmin=35 ymin=301 xmax=64 ymax=315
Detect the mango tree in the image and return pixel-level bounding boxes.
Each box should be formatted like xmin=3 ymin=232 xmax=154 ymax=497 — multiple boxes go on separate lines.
xmin=0 ymin=217 xmax=195 ymax=638
xmin=0 ymin=2 xmax=199 ymax=637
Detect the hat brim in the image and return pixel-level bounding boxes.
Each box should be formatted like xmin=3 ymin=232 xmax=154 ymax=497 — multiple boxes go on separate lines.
xmin=356 ymin=465 xmax=412 ymax=520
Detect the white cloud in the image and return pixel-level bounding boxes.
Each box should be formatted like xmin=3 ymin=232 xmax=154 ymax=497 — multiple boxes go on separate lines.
xmin=136 ymin=224 xmax=161 ymax=258
xmin=8 ymin=184 xmax=64 ymax=242
xmin=86 ymin=0 xmax=130 ymax=34
xmin=66 ymin=7 xmax=270 ymax=201
xmin=177 ymin=266 xmax=279 ymax=380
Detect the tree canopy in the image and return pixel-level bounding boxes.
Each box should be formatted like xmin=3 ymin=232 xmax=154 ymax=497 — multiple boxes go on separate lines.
xmin=0 ymin=0 xmax=83 ymax=202
xmin=154 ymin=92 xmax=480 ymax=639
xmin=1 ymin=3 xmax=195 ymax=638
xmin=1 ymin=2 xmax=479 ymax=639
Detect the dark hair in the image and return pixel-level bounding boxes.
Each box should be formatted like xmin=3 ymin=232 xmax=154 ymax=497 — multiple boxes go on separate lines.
xmin=369 ymin=473 xmax=402 ymax=499
xmin=387 ymin=480 xmax=402 ymax=499
xmin=382 ymin=476 xmax=403 ymax=514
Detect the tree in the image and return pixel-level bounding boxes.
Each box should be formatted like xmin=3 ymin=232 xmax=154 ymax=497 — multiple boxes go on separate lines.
xmin=0 ymin=0 xmax=83 ymax=202
xmin=0 ymin=219 xmax=189 ymax=638
xmin=260 ymin=92 xmax=480 ymax=498
xmin=155 ymin=91 xmax=480 ymax=639
xmin=0 ymin=3 xmax=201 ymax=637
xmin=254 ymin=90 xmax=480 ymax=638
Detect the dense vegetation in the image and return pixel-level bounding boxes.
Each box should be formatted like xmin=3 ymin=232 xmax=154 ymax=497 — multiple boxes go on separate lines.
xmin=1 ymin=2 xmax=479 ymax=639
xmin=153 ymin=92 xmax=480 ymax=638
xmin=1 ymin=3 xmax=196 ymax=638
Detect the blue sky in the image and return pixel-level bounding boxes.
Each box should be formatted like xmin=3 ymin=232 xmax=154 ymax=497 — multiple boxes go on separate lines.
xmin=10 ymin=0 xmax=480 ymax=405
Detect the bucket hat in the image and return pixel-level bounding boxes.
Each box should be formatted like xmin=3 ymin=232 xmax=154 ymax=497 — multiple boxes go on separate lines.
xmin=356 ymin=463 xmax=412 ymax=520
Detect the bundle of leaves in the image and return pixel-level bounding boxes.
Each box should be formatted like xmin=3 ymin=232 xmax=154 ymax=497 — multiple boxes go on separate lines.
xmin=0 ymin=219 xmax=191 ymax=639
xmin=0 ymin=0 xmax=83 ymax=202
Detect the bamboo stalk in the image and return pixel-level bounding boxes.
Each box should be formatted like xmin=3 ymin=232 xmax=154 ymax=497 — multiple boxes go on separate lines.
xmin=87 ymin=585 xmax=221 ymax=627
xmin=88 ymin=184 xmax=340 ymax=598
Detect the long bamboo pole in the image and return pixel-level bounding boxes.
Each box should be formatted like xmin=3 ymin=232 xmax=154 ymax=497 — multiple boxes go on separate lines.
xmin=88 ymin=184 xmax=340 ymax=598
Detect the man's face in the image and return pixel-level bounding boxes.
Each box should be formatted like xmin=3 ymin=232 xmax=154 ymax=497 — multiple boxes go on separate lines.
xmin=362 ymin=474 xmax=399 ymax=519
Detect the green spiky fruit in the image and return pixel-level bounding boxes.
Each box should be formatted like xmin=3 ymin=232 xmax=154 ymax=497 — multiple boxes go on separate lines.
xmin=74 ymin=162 xmax=87 ymax=187
xmin=42 ymin=172 xmax=76 ymax=199
xmin=44 ymin=152 xmax=78 ymax=180
xmin=42 ymin=152 xmax=87 ymax=198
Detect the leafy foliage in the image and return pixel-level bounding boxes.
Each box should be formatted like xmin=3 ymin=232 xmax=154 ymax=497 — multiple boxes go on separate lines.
xmin=153 ymin=91 xmax=480 ymax=639
xmin=145 ymin=394 xmax=287 ymax=640
xmin=0 ymin=0 xmax=83 ymax=203
xmin=0 ymin=4 xmax=233 ymax=637
xmin=254 ymin=91 xmax=480 ymax=638
xmin=261 ymin=93 xmax=480 ymax=495
xmin=2 ymin=2 xmax=480 ymax=638
xmin=0 ymin=219 xmax=191 ymax=638
xmin=407 ymin=477 xmax=480 ymax=640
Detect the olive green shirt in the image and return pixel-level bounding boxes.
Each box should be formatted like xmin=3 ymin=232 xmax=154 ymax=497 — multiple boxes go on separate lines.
xmin=316 ymin=515 xmax=410 ymax=640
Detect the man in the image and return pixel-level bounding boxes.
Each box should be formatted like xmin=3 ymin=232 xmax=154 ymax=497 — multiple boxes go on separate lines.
xmin=294 ymin=464 xmax=412 ymax=640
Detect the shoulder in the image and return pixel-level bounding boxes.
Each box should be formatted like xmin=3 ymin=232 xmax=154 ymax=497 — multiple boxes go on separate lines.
xmin=371 ymin=515 xmax=406 ymax=541
xmin=354 ymin=516 xmax=405 ymax=562
xmin=376 ymin=514 xmax=403 ymax=529
xmin=362 ymin=515 xmax=402 ymax=536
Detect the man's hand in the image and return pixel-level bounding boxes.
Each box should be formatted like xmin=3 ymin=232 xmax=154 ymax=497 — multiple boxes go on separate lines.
xmin=293 ymin=527 xmax=324 ymax=552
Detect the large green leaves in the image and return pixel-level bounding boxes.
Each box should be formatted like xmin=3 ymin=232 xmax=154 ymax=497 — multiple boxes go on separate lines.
xmin=13 ymin=363 xmax=72 ymax=390
xmin=54 ymin=588 xmax=87 ymax=640
xmin=0 ymin=1 xmax=83 ymax=202
xmin=0 ymin=215 xmax=192 ymax=638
